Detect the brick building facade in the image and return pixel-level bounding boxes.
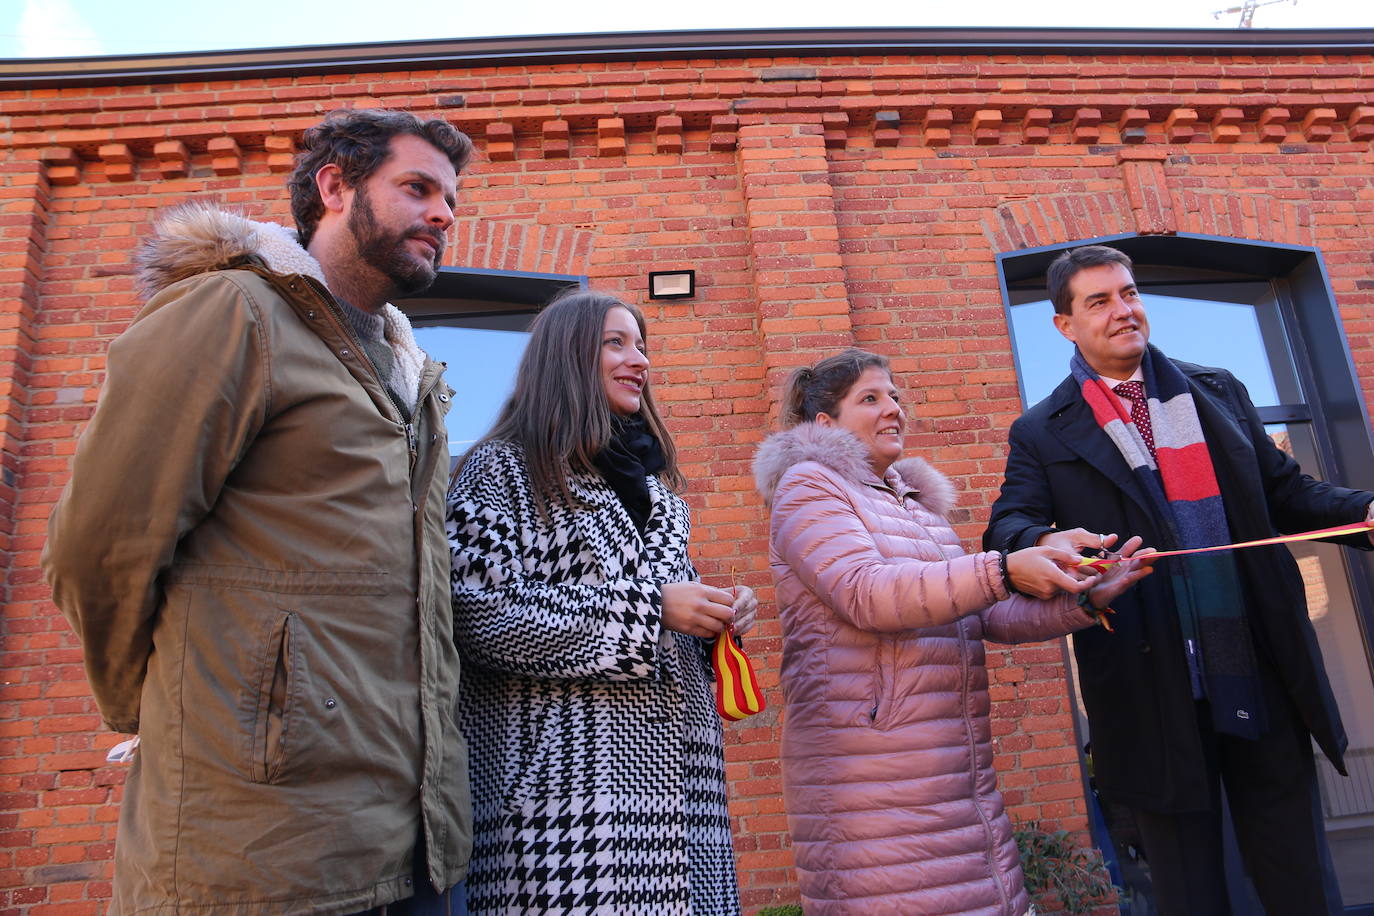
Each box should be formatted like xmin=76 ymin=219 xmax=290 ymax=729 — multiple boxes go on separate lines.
xmin=4 ymin=27 xmax=1374 ymax=915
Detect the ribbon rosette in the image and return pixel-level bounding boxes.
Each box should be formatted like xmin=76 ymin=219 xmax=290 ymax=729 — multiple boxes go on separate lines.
xmin=713 ymin=629 xmax=765 ymax=721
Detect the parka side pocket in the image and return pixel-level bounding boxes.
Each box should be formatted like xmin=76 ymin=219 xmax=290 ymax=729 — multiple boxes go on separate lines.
xmin=247 ymin=611 xmax=299 ymax=784
xmin=868 ymin=636 xmax=895 ymax=729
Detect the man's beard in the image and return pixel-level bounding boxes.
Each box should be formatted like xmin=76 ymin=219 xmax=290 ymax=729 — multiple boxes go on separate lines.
xmin=347 ymin=184 xmax=445 ymax=297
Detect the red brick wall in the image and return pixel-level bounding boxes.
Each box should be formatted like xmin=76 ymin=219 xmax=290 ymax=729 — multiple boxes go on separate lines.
xmin=4 ymin=48 xmax=1374 ymax=914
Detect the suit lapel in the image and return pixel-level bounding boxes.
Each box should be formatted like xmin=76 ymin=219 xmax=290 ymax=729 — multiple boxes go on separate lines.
xmin=1042 ymin=377 xmax=1156 ymax=521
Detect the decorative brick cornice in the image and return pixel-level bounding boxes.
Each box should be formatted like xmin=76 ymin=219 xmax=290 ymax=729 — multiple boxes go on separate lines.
xmin=541 ymin=120 xmax=570 ymax=159
xmin=484 ymin=122 xmax=515 ymax=162
xmin=709 ymin=115 xmax=739 ymax=152
xmin=874 ymin=111 xmax=901 ymax=148
xmin=1259 ymin=108 xmax=1291 ymax=142
xmin=1023 ymin=109 xmax=1052 ymax=145
xmin=1348 ymin=106 xmax=1374 ymax=142
xmin=6 ymin=96 xmax=1374 ymax=184
xmin=923 ymin=109 xmax=953 ymax=147
xmin=1072 ymin=109 xmax=1102 ymax=145
xmin=597 ymin=118 xmax=626 ymax=157
xmin=655 ymin=115 xmax=684 ymax=155
xmin=264 ymin=135 xmax=296 ymax=173
xmin=972 ymin=110 xmax=1003 ymax=145
xmin=1302 ymin=108 xmax=1337 ymax=142
xmin=207 ymin=137 xmax=242 ymax=176
xmin=154 ymin=140 xmax=190 ymax=179
xmin=1118 ymin=108 xmax=1150 ymax=144
xmin=1165 ymin=108 xmax=1199 ymax=143
xmin=1211 ymin=107 xmax=1244 ymax=143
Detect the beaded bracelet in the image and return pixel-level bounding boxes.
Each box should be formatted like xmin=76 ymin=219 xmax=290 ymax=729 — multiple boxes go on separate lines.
xmin=997 ymin=550 xmax=1026 ymax=597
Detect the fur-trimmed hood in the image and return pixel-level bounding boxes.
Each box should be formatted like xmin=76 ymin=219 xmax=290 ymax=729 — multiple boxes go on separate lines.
xmin=136 ymin=201 xmax=327 ymax=298
xmin=752 ymin=423 xmax=957 ymax=517
xmin=134 ymin=201 xmax=428 ymax=412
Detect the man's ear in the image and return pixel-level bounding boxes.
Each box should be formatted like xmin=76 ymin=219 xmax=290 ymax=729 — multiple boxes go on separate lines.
xmin=316 ymin=164 xmax=349 ymax=214
xmin=1052 ymin=311 xmax=1077 ymax=344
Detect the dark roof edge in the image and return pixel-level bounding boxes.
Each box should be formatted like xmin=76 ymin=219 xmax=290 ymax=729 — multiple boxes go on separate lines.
xmin=5 ymin=26 xmax=1374 ymax=88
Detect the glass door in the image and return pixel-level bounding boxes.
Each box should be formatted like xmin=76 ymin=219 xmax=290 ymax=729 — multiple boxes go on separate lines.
xmin=1271 ymin=422 xmax=1374 ymax=909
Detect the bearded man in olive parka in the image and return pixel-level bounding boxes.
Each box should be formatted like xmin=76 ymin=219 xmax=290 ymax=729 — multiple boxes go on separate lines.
xmin=42 ymin=110 xmax=474 ymax=915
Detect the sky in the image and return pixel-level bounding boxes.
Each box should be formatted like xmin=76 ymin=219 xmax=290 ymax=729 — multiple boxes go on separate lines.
xmin=3 ymin=0 xmax=1374 ymax=60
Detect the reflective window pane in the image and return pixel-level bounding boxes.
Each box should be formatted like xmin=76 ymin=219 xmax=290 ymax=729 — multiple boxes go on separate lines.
xmin=1269 ymin=423 xmax=1374 ymax=908
xmin=412 ymin=318 xmax=532 ymax=455
xmin=1010 ymin=293 xmax=1283 ymax=408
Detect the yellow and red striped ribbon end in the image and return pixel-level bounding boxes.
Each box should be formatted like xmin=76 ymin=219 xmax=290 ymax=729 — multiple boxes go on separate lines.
xmin=713 ymin=630 xmax=765 ymax=721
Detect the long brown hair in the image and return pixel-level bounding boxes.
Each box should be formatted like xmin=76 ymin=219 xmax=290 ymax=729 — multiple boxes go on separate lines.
xmin=780 ymin=348 xmax=891 ymax=428
xmin=462 ymin=288 xmax=683 ymax=512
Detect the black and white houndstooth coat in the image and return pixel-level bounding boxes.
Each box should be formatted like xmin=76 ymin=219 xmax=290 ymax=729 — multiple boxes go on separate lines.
xmin=447 ymin=439 xmax=741 ymax=915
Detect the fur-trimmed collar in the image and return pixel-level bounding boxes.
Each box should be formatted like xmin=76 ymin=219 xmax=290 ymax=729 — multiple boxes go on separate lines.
xmin=752 ymin=423 xmax=957 ymax=517
xmin=134 ymin=201 xmax=427 ymax=412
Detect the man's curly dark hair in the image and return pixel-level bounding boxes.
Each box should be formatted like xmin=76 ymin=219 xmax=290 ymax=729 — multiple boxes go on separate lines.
xmin=287 ymin=109 xmax=473 ymax=248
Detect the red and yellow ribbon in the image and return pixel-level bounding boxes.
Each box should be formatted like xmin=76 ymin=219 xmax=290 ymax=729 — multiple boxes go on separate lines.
xmin=1078 ymin=520 xmax=1374 ymax=573
xmin=713 ymin=629 xmax=766 ymax=721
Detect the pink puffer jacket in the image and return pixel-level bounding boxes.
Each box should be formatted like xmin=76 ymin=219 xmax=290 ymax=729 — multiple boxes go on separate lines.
xmin=754 ymin=424 xmax=1095 ymax=916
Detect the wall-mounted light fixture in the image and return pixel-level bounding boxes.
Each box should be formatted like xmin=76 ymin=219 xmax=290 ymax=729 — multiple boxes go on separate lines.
xmin=648 ymin=270 xmax=695 ymax=300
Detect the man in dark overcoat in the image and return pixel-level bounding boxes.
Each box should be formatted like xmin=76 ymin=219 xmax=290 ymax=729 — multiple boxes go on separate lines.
xmin=983 ymin=244 xmax=1374 ymax=915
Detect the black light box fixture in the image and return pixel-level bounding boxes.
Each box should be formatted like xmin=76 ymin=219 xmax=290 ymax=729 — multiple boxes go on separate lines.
xmin=648 ymin=270 xmax=695 ymax=300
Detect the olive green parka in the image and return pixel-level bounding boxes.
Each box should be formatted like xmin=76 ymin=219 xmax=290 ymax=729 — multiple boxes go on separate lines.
xmin=42 ymin=203 xmax=471 ymax=914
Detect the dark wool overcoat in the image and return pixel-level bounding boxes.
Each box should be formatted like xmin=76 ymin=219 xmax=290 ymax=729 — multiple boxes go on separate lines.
xmin=985 ymin=359 xmax=1373 ymax=812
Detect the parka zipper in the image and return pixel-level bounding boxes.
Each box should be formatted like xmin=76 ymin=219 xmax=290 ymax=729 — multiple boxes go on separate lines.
xmin=291 ymin=273 xmax=450 ymax=867
xmin=284 ymin=274 xmax=442 ymax=479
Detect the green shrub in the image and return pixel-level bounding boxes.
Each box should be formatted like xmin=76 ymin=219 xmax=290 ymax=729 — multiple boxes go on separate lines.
xmin=1014 ymin=822 xmax=1118 ymax=915
xmin=754 ymin=905 xmax=804 ymax=916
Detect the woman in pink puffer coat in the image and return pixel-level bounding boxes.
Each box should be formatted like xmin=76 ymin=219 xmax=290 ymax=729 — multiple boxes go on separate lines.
xmin=753 ymin=350 xmax=1151 ymax=915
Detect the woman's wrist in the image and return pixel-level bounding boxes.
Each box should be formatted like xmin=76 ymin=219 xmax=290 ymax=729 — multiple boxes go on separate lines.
xmin=998 ymin=550 xmax=1025 ymax=597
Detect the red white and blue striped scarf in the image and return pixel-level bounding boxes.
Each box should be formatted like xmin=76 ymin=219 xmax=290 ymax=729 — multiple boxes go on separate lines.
xmin=1071 ymin=345 xmax=1266 ymax=740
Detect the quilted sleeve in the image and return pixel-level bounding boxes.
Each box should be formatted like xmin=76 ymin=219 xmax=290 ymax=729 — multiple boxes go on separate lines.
xmin=447 ymin=442 xmax=663 ymax=680
xmin=978 ymin=591 xmax=1091 ymax=645
xmin=771 ymin=462 xmax=1004 ymax=633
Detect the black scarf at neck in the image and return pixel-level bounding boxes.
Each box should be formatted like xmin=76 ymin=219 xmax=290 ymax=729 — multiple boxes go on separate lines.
xmin=592 ymin=415 xmax=666 ymax=534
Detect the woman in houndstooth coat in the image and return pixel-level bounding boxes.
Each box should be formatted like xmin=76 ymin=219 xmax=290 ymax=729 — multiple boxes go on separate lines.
xmin=447 ymin=290 xmax=756 ymax=915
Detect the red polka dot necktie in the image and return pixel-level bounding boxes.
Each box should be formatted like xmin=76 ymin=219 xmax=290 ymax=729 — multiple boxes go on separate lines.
xmin=1114 ymin=381 xmax=1157 ymax=461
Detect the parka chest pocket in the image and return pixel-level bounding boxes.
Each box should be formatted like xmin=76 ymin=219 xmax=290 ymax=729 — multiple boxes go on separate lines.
xmin=242 ymin=610 xmax=303 ymax=784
